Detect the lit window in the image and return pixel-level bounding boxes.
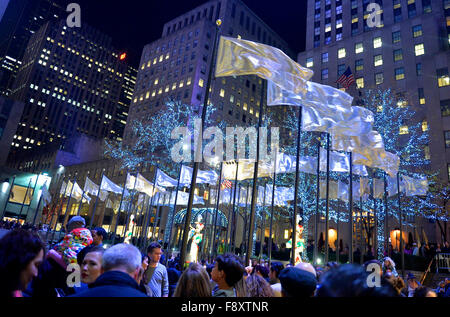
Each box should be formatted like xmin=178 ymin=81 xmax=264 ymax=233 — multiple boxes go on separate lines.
xmin=159 ymin=55 xmax=163 ymax=62
xmin=179 ymin=81 xmax=184 ymax=88
xmin=437 ymin=68 xmax=450 ymax=87
xmin=154 ymin=78 xmax=159 ymax=85
xmin=220 ymin=89 xmax=225 ymax=97
xmin=415 ymin=43 xmax=425 ymax=56
xmin=187 ymin=77 xmax=192 ymax=85
xmin=445 ymin=131 xmax=450 ymax=148
xmin=375 ymin=73 xmax=384 ymax=85
xmin=355 ymin=59 xmax=363 ymax=72
xmin=374 ymin=55 xmax=383 ymax=67
xmin=230 ymin=95 xmax=235 ymax=103
xmin=355 ymin=42 xmax=363 ymax=54
xmin=172 ymin=83 xmax=177 ymax=90
xmin=152 ymin=90 xmax=156 ymax=97
xmin=338 ymin=48 xmax=346 ymax=59
xmin=422 ymin=121 xmax=428 ymax=132
xmin=198 ymin=79 xmax=204 ymax=87
xmin=145 ymin=91 xmax=150 ymax=99
xmin=373 ymin=37 xmax=382 ymax=48
xmin=306 ymin=57 xmax=314 ymax=68
xmin=399 ymin=126 xmax=409 ymax=135
xmin=393 ymin=49 xmax=403 ymax=62
xmin=412 ymin=25 xmax=423 ymax=37
xmin=158 ymin=88 xmax=162 ymax=95
xmin=395 ymin=67 xmax=405 ymax=80
xmin=356 ymin=77 xmax=364 ymax=88
xmin=165 ymin=85 xmax=169 ymax=92
xmin=243 ymin=103 xmax=248 ymax=111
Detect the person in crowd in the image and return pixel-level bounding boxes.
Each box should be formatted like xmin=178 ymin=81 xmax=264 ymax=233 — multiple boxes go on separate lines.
xmin=411 ymin=243 xmax=419 ymax=256
xmin=253 ymin=264 xmax=270 ymax=283
xmin=234 ymin=275 xmax=248 ymax=297
xmin=316 ymin=264 xmax=397 ymax=297
xmin=295 ymin=262 xmax=317 ymax=278
xmin=138 ymin=254 xmax=152 ymax=296
xmin=145 ymin=242 xmax=169 ymax=297
xmin=442 ymin=241 xmax=450 ymax=253
xmin=48 ymin=216 xmax=93 ymax=268
xmin=246 ymin=274 xmax=274 ymax=297
xmin=72 ymin=246 xmax=106 ymax=294
xmin=382 ymin=257 xmax=399 ymax=277
xmin=269 ymin=262 xmax=284 ymax=297
xmin=384 ymin=272 xmax=406 ymax=297
xmin=413 ymin=286 xmax=437 ymax=297
xmin=211 ymin=254 xmax=245 ymax=297
xmin=278 ymin=266 xmax=316 ymax=297
xmin=0 ymin=230 xmax=45 ymax=297
xmin=167 ymin=259 xmax=181 ymax=297
xmin=77 ymin=227 xmax=107 ymax=265
xmin=435 ymin=280 xmax=446 ymax=297
xmin=406 ymin=273 xmax=421 ymax=297
xmin=70 ymin=243 xmax=147 ymax=297
xmin=173 ymin=263 xmax=212 ymax=297
xmin=206 ymin=263 xmax=215 ymax=280
xmin=435 ymin=243 xmax=442 ymax=253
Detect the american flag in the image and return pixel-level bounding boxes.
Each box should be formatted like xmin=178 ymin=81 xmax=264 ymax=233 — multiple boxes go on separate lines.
xmin=336 ymin=67 xmax=355 ymax=89
xmin=221 ymin=180 xmax=232 ymax=190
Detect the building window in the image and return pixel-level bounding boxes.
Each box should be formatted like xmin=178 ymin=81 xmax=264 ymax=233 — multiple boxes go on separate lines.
xmin=198 ymin=78 xmax=204 ymax=87
xmin=392 ymin=31 xmax=401 ymax=44
xmin=441 ymin=99 xmax=450 ymax=117
xmin=412 ymin=25 xmax=423 ymax=38
xmin=418 ymin=88 xmax=425 ymax=104
xmin=321 ymin=68 xmax=329 ymax=80
xmin=399 ymin=126 xmax=409 ymax=135
xmin=373 ymin=37 xmax=382 ymax=48
xmin=445 ymin=131 xmax=450 ymax=148
xmin=355 ymin=59 xmax=363 ymax=72
xmin=355 ymin=42 xmax=363 ymax=54
xmin=338 ymin=48 xmax=346 ymax=59
xmin=374 ymin=55 xmax=383 ymax=67
xmin=393 ymin=49 xmax=403 ymax=62
xmin=338 ymin=64 xmax=346 ymax=76
xmin=306 ymin=57 xmax=314 ymax=68
xmin=356 ymin=77 xmax=364 ymax=88
xmin=422 ymin=0 xmax=432 ymax=13
xmin=375 ymin=73 xmax=384 ymax=85
xmin=220 ymin=89 xmax=225 ymax=97
xmin=422 ymin=121 xmax=428 ymax=132
xmin=416 ymin=63 xmax=422 ymax=76
xmin=437 ymin=68 xmax=450 ymax=87
xmin=322 ymin=52 xmax=329 ymax=63
xmin=415 ymin=44 xmax=425 ymax=56
xmin=395 ymin=68 xmax=405 ymax=80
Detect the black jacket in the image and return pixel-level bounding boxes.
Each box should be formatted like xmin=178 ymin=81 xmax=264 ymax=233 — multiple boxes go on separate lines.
xmin=70 ymin=271 xmax=148 ymax=297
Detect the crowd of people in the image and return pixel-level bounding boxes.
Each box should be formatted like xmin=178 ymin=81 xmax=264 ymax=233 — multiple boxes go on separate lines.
xmin=0 ymin=216 xmax=449 ymax=298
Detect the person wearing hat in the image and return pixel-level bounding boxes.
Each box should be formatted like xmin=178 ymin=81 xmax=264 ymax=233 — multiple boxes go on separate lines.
xmin=278 ymin=266 xmax=317 ymax=297
xmin=77 ymin=227 xmax=107 ymax=265
xmin=406 ymin=272 xmax=421 ymax=297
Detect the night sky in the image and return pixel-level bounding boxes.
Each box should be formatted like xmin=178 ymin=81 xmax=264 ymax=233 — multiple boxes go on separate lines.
xmin=69 ymin=0 xmax=307 ymax=67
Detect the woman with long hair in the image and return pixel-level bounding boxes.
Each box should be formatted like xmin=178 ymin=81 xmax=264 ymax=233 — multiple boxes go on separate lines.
xmin=0 ymin=230 xmax=45 ymax=297
xmin=173 ymin=263 xmax=211 ymax=297
xmin=245 ymin=274 xmax=274 ymax=297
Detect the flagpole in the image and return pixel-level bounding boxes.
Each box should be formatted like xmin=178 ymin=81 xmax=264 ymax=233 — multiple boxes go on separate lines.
xmin=151 ymin=192 xmax=163 ymax=241
xmin=349 ymin=152 xmax=353 ymax=263
xmin=359 ymin=195 xmax=364 ymax=264
xmin=314 ymin=141 xmax=320 ymax=265
xmin=397 ymin=171 xmax=405 ymax=279
xmin=77 ymin=182 xmax=87 ymax=217
xmin=210 ymin=162 xmax=223 ymax=259
xmin=325 ymin=133 xmax=331 ymax=264
xmin=46 ymin=177 xmax=67 ymax=244
xmin=143 ymin=166 xmax=159 ymax=246
xmin=24 ymin=173 xmax=41 ymax=222
xmin=137 ymin=194 xmax=150 ymax=250
xmin=1 ymin=175 xmax=15 ymax=220
xmin=89 ymin=170 xmax=105 ymax=228
xmin=258 ymin=201 xmax=265 ymax=261
xmin=336 ymin=199 xmax=340 ymax=264
xmin=243 ymin=183 xmax=251 ymax=258
xmin=290 ymin=106 xmax=303 ymax=266
xmin=61 ymin=174 xmax=77 ymax=230
xmin=32 ymin=183 xmax=46 ymax=227
xmin=268 ymin=166 xmax=277 ymax=266
xmin=180 ymin=20 xmax=221 ymax=267
xmin=112 ymin=170 xmax=129 ymax=245
xmin=246 ymin=79 xmax=266 ymax=266
xmin=383 ymin=172 xmax=389 ymax=257
xmin=231 ymin=180 xmax=241 ymax=253
xmin=17 ymin=178 xmax=33 ymax=222
xmin=166 ymin=164 xmax=183 ymax=260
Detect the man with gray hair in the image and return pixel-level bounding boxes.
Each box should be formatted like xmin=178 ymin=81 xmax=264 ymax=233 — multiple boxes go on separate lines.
xmin=71 ymin=244 xmax=147 ymax=297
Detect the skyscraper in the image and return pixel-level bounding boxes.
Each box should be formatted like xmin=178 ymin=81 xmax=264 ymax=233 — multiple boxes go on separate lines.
xmin=8 ymin=20 xmax=134 ymax=168
xmin=125 ymin=0 xmax=294 ymax=146
xmin=0 ymin=0 xmax=65 ymax=97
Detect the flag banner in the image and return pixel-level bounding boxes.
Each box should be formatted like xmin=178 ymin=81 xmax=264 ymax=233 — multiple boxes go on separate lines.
xmin=180 ymin=166 xmax=218 ymax=186
xmin=267 ymin=80 xmax=353 ymax=110
xmin=99 ymin=190 xmax=109 ymax=202
xmin=72 ymin=182 xmax=91 ymax=203
xmin=60 ymin=181 xmax=67 ymax=195
xmin=106 ymin=199 xmax=114 ymax=209
xmin=84 ymin=177 xmax=99 ymax=196
xmin=222 ymin=161 xmax=256 ymax=181
xmin=373 ymin=178 xmax=385 ymax=199
xmin=353 ymin=150 xmax=400 ymax=177
xmin=65 ymin=181 xmax=74 ymax=196
xmin=331 ymin=130 xmax=385 ymax=153
xmin=360 ymin=178 xmax=370 ymax=196
xmin=136 ymin=173 xmax=160 ymax=197
xmin=221 ymin=179 xmax=233 ymax=190
xmin=320 ymin=148 xmax=350 ymax=173
xmin=100 ymin=175 xmax=123 ymax=195
xmin=387 ymin=176 xmax=398 ymax=197
xmin=238 ymin=187 xmax=248 ymax=207
xmin=352 ymin=180 xmax=370 ymax=201
xmin=338 ymin=181 xmax=349 ymax=202
xmin=137 ymin=194 xmax=145 ymax=207
xmin=215 ymin=36 xmax=313 ymax=95
xmin=402 ymin=175 xmax=428 ymax=197
xmin=319 ymin=181 xmax=339 ymax=200
xmin=302 ymin=104 xmax=374 ymax=136
xmin=257 ymin=186 xmax=266 ymax=206
xmin=162 ymin=191 xmax=205 ymax=206
xmin=336 ymin=67 xmax=355 ymax=89
xmin=156 ymin=169 xmax=178 ymax=187
xmin=41 ymin=184 xmax=52 ymax=207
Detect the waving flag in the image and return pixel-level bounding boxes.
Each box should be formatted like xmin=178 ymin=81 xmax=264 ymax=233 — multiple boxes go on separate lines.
xmin=156 ymin=169 xmax=178 ymax=188
xmin=336 ymin=67 xmax=355 ymax=89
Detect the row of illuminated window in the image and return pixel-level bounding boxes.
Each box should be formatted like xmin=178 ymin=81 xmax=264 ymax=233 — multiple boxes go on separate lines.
xmin=322 ymin=68 xmax=405 ymax=84
xmin=133 ymin=78 xmax=193 ymax=103
xmin=306 ymin=41 xmax=424 ymax=68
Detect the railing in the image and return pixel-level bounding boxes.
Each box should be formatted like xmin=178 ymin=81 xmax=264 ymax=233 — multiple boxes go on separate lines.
xmin=435 ymin=253 xmax=450 ymax=273
xmin=420 ymin=257 xmax=434 ymax=285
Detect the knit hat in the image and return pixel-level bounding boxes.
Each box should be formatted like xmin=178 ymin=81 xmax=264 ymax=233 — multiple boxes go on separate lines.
xmin=278 ymin=267 xmax=317 ymax=297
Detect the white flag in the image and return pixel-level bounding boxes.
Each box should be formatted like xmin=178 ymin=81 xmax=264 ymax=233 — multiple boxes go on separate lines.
xmin=319 ymin=181 xmax=339 ymax=200
xmin=156 ymin=169 xmax=178 ymax=187
xmin=180 ymin=166 xmax=218 ymax=186
xmin=41 ymin=184 xmax=52 ymax=207
xmin=373 ymin=178 xmax=385 ymax=199
xmin=337 ymin=181 xmax=349 ymax=202
xmin=402 ymin=175 xmax=428 ymax=196
xmin=100 ymin=175 xmax=123 ymax=194
xmin=84 ymin=177 xmax=99 ymax=196
xmin=60 ymin=181 xmax=68 ymax=195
